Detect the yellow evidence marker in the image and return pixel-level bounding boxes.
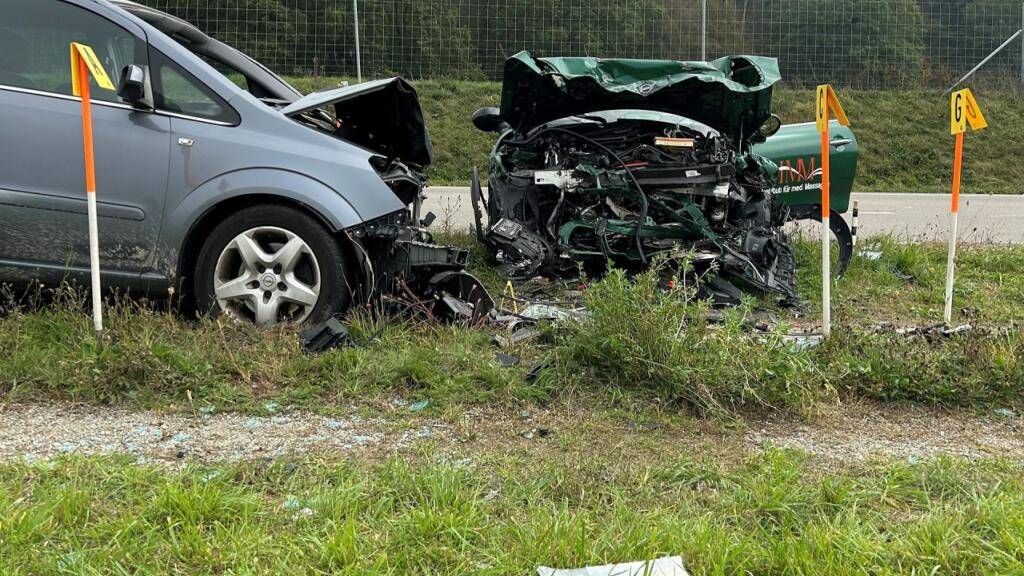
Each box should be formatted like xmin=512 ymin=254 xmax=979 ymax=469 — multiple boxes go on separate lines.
xmin=70 ymin=42 xmax=115 ymax=95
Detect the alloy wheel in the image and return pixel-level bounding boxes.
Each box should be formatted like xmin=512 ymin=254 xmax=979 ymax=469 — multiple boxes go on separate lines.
xmin=213 ymin=226 xmax=321 ymax=326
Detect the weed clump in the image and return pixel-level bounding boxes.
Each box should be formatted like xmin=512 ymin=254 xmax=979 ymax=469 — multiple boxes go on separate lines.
xmin=553 ymin=264 xmax=832 ymax=414
xmin=552 ymin=259 xmax=1023 ymax=414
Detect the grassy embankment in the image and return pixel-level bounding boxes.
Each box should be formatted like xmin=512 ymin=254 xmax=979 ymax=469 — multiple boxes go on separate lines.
xmin=288 ymin=77 xmax=1024 ymax=193
xmin=1 ymin=235 xmax=1021 ymax=416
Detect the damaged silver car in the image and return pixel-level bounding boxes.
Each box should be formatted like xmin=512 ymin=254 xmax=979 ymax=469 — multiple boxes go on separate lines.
xmin=0 ymin=0 xmax=487 ymax=327
xmin=472 ymin=52 xmax=858 ymax=304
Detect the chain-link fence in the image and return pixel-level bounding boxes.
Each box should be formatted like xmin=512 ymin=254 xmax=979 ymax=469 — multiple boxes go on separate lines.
xmin=141 ymin=0 xmax=1024 ymax=89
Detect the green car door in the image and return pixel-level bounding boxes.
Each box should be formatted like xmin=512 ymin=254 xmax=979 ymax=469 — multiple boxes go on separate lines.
xmin=753 ymin=119 xmax=858 ymax=214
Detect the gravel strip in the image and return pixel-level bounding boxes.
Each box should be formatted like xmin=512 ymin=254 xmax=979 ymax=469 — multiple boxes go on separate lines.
xmin=0 ymin=403 xmax=442 ymax=464
xmin=0 ymin=402 xmax=1021 ymax=465
xmin=746 ymin=403 xmax=1024 ymax=461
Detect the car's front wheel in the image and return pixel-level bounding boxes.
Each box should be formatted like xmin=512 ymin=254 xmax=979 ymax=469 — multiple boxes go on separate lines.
xmin=194 ymin=205 xmax=351 ymax=327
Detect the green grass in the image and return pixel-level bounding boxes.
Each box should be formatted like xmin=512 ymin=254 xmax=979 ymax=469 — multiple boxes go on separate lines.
xmin=797 ymin=235 xmax=1024 ymax=327
xmin=551 ymin=253 xmax=1023 ymax=412
xmin=1 ymin=235 xmax=1021 ymax=415
xmin=2 ymin=451 xmax=1024 ymax=574
xmin=287 ymin=77 xmax=1024 ymax=193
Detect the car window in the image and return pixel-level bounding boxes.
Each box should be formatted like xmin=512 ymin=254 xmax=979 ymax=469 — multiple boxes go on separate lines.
xmin=197 ymin=54 xmax=249 ymax=92
xmin=0 ymin=0 xmax=142 ymax=103
xmin=150 ymin=49 xmax=240 ymax=124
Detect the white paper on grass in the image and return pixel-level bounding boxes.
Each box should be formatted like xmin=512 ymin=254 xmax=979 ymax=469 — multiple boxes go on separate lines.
xmin=537 ymin=556 xmax=690 ymax=576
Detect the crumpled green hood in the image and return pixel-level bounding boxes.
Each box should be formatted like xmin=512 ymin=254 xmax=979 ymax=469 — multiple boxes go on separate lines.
xmin=499 ymin=51 xmax=781 ymax=143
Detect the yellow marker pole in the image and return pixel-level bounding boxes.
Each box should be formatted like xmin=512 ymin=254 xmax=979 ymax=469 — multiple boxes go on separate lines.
xmin=818 ymin=90 xmax=831 ymax=337
xmin=815 ymin=85 xmax=850 ymax=338
xmin=71 ymin=43 xmax=115 ymax=340
xmin=78 ymin=55 xmax=103 ymax=340
xmin=944 ymin=88 xmax=986 ymax=325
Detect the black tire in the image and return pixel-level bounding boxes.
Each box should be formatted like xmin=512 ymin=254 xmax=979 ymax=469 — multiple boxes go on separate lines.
xmin=787 ymin=205 xmax=854 ymax=278
xmin=193 ymin=204 xmax=351 ymax=326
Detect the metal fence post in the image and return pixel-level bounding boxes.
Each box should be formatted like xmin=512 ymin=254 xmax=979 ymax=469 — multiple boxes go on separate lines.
xmin=701 ymin=0 xmax=707 ymax=61
xmin=353 ymin=0 xmax=362 ymax=83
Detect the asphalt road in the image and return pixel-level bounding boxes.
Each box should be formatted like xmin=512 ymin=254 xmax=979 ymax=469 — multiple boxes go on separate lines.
xmin=422 ymin=188 xmax=1024 ymax=244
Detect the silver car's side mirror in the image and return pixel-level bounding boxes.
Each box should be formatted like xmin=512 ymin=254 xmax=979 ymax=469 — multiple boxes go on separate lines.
xmin=117 ymin=64 xmax=147 ymax=105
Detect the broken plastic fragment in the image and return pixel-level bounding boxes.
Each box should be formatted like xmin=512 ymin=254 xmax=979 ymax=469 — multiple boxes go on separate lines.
xmin=300 ymin=318 xmax=355 ymax=353
xmin=519 ymin=304 xmax=588 ymax=323
xmin=495 ymin=352 xmax=520 ymax=367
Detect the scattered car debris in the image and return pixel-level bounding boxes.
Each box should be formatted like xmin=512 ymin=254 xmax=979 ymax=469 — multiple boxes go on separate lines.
xmin=495 ymin=352 xmax=521 ymax=367
xmin=522 ymin=427 xmax=554 ymax=440
xmin=300 ymin=318 xmax=356 ymax=353
xmin=778 ymin=332 xmax=825 ymax=351
xmin=492 ymin=327 xmax=542 ymax=348
xmin=473 ymin=52 xmax=859 ymax=306
xmin=537 ymin=556 xmax=690 ymax=576
xmin=423 ymin=270 xmax=496 ymax=323
xmin=525 ymin=361 xmax=551 ymax=382
xmin=884 ymin=323 xmax=974 ymax=341
xmin=519 ymin=303 xmax=589 ymax=323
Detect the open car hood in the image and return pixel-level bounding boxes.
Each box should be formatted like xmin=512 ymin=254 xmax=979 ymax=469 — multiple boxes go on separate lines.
xmin=282 ymin=77 xmax=434 ymax=168
xmin=499 ymin=52 xmax=780 ymax=143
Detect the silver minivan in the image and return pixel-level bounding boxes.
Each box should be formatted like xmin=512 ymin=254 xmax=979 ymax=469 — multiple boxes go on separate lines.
xmin=0 ymin=0 xmax=467 ymax=326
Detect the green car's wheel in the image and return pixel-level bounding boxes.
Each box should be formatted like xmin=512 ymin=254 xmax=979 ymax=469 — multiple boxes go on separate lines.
xmin=787 ymin=205 xmax=854 ymax=278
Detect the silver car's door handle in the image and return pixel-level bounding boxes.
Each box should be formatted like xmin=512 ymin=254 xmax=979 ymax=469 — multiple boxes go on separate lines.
xmin=830 ymin=137 xmax=852 ymax=147
xmin=178 ymin=137 xmax=195 ymax=147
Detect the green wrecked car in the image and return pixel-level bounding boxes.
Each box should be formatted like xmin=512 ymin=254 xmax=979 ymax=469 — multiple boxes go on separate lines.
xmin=471 ymin=51 xmax=857 ymax=305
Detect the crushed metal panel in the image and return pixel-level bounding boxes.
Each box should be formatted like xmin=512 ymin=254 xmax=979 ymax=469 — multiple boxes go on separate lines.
xmin=500 ymin=51 xmax=780 ymax=142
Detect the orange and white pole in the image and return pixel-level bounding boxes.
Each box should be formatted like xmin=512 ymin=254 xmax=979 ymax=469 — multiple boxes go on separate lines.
xmin=78 ymin=56 xmax=104 ymax=339
xmin=71 ymin=43 xmax=114 ymax=340
xmin=944 ymin=131 xmax=964 ymax=325
xmin=820 ymin=107 xmax=831 ymax=337
xmin=815 ymin=85 xmax=850 ymax=338
xmin=944 ymin=88 xmax=987 ymax=325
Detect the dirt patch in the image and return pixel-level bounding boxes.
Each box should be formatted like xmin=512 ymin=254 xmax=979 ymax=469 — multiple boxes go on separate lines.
xmin=0 ymin=401 xmax=1020 ymax=466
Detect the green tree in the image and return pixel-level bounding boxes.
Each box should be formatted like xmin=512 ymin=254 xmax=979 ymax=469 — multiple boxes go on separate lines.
xmin=736 ymin=0 xmax=926 ymax=88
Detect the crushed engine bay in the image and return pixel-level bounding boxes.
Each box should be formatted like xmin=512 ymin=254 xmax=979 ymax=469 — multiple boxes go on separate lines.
xmin=472 ymin=53 xmax=799 ymax=306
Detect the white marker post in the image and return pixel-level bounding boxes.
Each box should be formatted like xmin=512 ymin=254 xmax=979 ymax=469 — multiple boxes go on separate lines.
xmin=945 ymin=88 xmax=987 ymax=325
xmin=71 ymin=43 xmax=116 ymax=340
xmin=815 ymin=85 xmax=850 ymax=338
